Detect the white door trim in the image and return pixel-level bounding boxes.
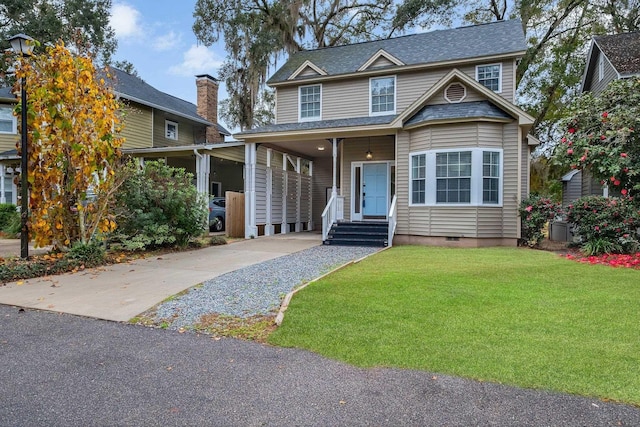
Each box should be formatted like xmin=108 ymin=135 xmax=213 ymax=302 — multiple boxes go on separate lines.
xmin=350 ymin=161 xmax=391 ymax=221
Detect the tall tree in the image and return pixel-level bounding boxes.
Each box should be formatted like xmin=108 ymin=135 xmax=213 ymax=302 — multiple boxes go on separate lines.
xmin=13 ymin=40 xmax=124 ymax=248
xmin=193 ymin=0 xmax=394 ymax=130
xmin=0 ymin=0 xmax=116 ymax=83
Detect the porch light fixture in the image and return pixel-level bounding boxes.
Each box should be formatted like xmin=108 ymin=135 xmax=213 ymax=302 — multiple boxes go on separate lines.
xmin=365 ymin=137 xmax=373 ymax=160
xmin=317 ymin=145 xmax=325 ymax=151
xmin=8 ymin=33 xmax=34 ymax=259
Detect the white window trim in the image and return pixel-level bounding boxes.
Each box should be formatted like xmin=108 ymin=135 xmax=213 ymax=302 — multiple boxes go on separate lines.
xmin=0 ymin=106 xmax=17 ymax=135
xmin=475 ymin=63 xmax=502 ymax=93
xmin=298 ymin=84 xmax=322 ymax=122
xmin=165 ymin=119 xmax=178 ymax=140
xmin=369 ymin=75 xmax=397 ymax=116
xmin=408 ymin=148 xmax=503 ymax=207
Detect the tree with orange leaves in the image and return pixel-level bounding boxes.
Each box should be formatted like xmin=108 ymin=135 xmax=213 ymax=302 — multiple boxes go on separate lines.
xmin=13 ymin=40 xmax=124 ymax=249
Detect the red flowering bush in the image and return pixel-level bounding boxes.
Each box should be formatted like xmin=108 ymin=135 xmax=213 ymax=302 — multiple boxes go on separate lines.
xmin=566 ymin=195 xmax=640 ymax=255
xmin=519 ymin=195 xmax=563 ymax=247
xmin=565 ymin=252 xmax=640 ymax=269
xmin=554 ymin=77 xmax=640 ymax=196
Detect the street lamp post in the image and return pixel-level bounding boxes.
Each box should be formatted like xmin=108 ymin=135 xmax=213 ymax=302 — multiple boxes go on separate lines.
xmin=8 ymin=34 xmax=34 ymax=259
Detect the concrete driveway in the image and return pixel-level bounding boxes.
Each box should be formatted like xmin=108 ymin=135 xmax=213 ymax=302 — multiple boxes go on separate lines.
xmin=0 ymin=233 xmax=321 ymax=322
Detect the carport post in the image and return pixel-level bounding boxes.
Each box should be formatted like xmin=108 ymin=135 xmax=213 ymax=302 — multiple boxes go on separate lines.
xmin=0 ymin=164 xmax=5 ymax=204
xmin=332 ymin=138 xmax=338 ymax=219
xmin=244 ymin=143 xmax=258 ymax=239
xmin=265 ymin=148 xmax=274 ymax=236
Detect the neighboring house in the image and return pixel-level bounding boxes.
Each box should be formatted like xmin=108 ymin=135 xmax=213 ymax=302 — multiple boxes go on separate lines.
xmin=235 ymin=20 xmax=538 ymax=247
xmin=566 ymin=31 xmax=640 ymax=203
xmin=0 ymin=68 xmax=241 ymax=205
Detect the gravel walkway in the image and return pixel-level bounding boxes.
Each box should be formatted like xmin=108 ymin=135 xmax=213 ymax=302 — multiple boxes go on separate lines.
xmin=154 ymin=245 xmax=380 ymax=330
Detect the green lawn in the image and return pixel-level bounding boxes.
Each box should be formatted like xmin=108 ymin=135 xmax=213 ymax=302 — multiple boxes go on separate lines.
xmin=268 ymin=246 xmax=640 ymax=405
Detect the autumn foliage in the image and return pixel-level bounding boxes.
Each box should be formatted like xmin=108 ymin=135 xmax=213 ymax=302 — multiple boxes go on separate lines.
xmin=13 ymin=41 xmax=124 ymax=249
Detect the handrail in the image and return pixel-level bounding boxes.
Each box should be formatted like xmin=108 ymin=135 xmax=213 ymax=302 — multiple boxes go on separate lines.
xmin=387 ymin=194 xmax=398 ymax=247
xmin=321 ymin=194 xmax=336 ymax=241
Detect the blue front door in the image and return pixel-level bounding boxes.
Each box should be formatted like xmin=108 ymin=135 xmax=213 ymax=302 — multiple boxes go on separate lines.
xmin=363 ymin=163 xmax=388 ymax=217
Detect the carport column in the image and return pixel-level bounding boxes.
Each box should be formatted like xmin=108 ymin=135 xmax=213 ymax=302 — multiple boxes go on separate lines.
xmin=0 ymin=164 xmax=5 ymax=204
xmin=244 ymin=143 xmax=258 ymax=239
xmin=194 ymin=150 xmax=210 ymax=198
xmin=137 ymin=157 xmax=144 ymax=169
xmin=281 ymin=153 xmax=288 ymax=234
xmin=295 ymin=157 xmax=302 ymax=232
xmin=265 ymin=149 xmax=274 ymax=236
xmin=332 ymin=138 xmax=338 ymax=220
xmin=308 ymin=161 xmax=313 ymax=230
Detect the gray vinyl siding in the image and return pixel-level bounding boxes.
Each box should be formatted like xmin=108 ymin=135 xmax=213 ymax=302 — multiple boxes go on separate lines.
xmin=521 ymin=135 xmax=530 ymax=200
xmin=395 ymin=121 xmax=519 ymax=239
xmin=562 ymin=171 xmax=582 ymax=206
xmin=275 ymin=60 xmax=517 ymax=123
xmin=581 ymin=168 xmax=603 ymax=196
xmin=341 ymin=136 xmax=395 ymax=220
xmin=210 ymin=145 xmax=245 ymax=163
xmin=312 ymin=157 xmax=334 ymax=230
xmin=0 ymin=132 xmax=16 ymax=154
xmin=120 ymin=104 xmax=153 ymax=149
xmin=588 ymin=51 xmax=618 ymax=95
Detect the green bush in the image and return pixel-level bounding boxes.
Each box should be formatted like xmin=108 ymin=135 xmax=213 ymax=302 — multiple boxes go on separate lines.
xmin=519 ymin=195 xmax=563 ymax=247
xmin=111 ymin=161 xmax=207 ymax=251
xmin=566 ymin=195 xmax=640 ymax=255
xmin=67 ymin=241 xmax=105 ymax=267
xmin=0 ymin=204 xmax=20 ymax=235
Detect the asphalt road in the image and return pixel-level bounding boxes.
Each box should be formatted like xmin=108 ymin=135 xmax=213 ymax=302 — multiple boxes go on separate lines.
xmin=1 ymin=304 xmax=639 ymax=426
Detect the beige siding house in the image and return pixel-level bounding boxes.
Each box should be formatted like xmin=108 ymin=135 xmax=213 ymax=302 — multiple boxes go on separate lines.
xmin=0 ymin=69 xmax=240 ymax=206
xmin=236 ymin=20 xmax=537 ymax=247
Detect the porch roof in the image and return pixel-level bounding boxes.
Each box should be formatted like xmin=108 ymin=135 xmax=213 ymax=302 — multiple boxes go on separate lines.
xmin=404 ymin=101 xmax=513 ymax=128
xmin=236 ymin=114 xmax=396 ymax=137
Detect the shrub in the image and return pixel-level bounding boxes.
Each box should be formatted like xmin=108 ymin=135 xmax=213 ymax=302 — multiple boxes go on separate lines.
xmin=67 ymin=241 xmax=106 ymax=267
xmin=110 ymin=161 xmax=208 ymax=251
xmin=519 ymin=195 xmax=563 ymax=247
xmin=566 ymin=195 xmax=640 ymax=255
xmin=0 ymin=203 xmax=17 ymax=230
xmin=209 ymin=235 xmax=227 ymax=246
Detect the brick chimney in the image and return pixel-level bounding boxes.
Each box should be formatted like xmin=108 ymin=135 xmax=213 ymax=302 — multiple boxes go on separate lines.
xmin=196 ymin=74 xmax=223 ymax=143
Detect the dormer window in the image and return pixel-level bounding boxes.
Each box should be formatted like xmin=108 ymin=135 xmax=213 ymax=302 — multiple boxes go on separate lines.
xmin=476 ymin=64 xmax=502 ymax=93
xmin=370 ymin=76 xmax=396 ymax=115
xmin=165 ymin=120 xmax=178 ymax=140
xmin=299 ymin=84 xmax=321 ymax=121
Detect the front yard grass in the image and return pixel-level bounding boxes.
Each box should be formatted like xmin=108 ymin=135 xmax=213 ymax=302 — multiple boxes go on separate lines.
xmin=268 ymin=246 xmax=640 ymax=405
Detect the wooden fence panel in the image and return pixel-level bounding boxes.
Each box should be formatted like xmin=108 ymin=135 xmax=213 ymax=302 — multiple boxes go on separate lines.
xmin=226 ymin=191 xmax=245 ymax=238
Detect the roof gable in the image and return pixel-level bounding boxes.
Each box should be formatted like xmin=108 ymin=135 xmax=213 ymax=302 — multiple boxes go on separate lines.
xmin=357 ymin=49 xmax=405 ymax=71
xmin=595 ymin=32 xmax=640 ymax=76
xmin=288 ymin=60 xmax=327 ymax=80
xmin=391 ymin=68 xmax=534 ymax=128
xmin=269 ymin=20 xmax=526 ymax=85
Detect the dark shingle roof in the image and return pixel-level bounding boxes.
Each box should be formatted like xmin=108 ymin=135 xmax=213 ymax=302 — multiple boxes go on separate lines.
xmin=405 ymin=101 xmax=512 ymax=126
xmin=236 ymin=115 xmax=396 ymax=136
xmin=595 ymin=32 xmax=640 ymax=76
xmin=0 ymin=87 xmax=15 ymax=100
xmin=105 ymin=68 xmax=230 ymax=135
xmin=269 ymin=20 xmax=526 ymax=84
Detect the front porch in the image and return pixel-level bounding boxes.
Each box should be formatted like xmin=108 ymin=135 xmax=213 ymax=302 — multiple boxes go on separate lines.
xmin=242 ymin=134 xmax=398 ymax=246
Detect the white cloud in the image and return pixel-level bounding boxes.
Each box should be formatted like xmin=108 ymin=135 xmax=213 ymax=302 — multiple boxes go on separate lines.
xmin=110 ymin=3 xmax=143 ymax=39
xmin=152 ymin=31 xmax=181 ymax=52
xmin=168 ymin=45 xmax=224 ymax=76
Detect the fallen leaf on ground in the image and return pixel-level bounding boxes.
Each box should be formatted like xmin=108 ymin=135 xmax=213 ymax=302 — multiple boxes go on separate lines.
xmin=16 ymin=281 xmax=24 ymax=286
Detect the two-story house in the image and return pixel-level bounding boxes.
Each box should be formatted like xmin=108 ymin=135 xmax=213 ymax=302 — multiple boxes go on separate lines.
xmin=235 ymin=19 xmax=537 ymax=247
xmin=0 ymin=68 xmax=241 ymax=205
xmin=562 ymin=31 xmax=640 ymax=203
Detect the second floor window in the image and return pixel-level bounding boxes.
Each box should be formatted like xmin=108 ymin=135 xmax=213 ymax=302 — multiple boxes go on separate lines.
xmin=165 ymin=120 xmax=178 ymax=140
xmin=476 ymin=64 xmax=501 ymax=92
xmin=370 ymin=76 xmax=395 ymax=115
xmin=0 ymin=105 xmax=16 ymax=134
xmin=299 ymin=84 xmax=321 ymax=121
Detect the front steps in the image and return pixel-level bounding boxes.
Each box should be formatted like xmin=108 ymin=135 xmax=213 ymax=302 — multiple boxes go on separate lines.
xmin=324 ymin=221 xmax=388 ymax=247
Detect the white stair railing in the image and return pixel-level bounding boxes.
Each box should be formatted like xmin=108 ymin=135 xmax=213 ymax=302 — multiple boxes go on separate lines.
xmin=322 ymin=194 xmax=336 ymax=241
xmin=387 ymin=195 xmax=398 ymax=247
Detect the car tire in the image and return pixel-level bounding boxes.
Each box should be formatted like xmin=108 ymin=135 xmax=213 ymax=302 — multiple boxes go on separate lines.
xmin=213 ymin=217 xmax=224 ymax=232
